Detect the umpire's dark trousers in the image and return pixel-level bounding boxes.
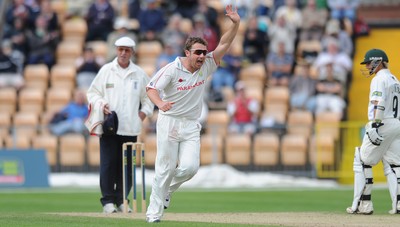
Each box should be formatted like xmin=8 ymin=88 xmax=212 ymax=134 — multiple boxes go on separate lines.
xmin=99 ymin=134 xmax=137 ymax=206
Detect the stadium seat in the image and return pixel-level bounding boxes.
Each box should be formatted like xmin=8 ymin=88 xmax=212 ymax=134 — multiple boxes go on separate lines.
xmin=56 ymin=41 xmax=83 ymax=65
xmin=50 ymin=0 xmax=67 ymax=25
xmin=136 ymin=41 xmax=163 ymax=66
xmin=206 ymin=110 xmax=230 ymax=137
xmin=287 ymin=110 xmax=314 ymax=139
xmin=45 ymin=87 xmax=72 ymax=113
xmin=239 ymin=63 xmax=266 ymax=84
xmin=87 ymin=136 xmax=100 ymax=167
xmin=32 ymin=134 xmax=59 ymax=167
xmin=0 ymin=87 xmax=17 ymax=114
xmin=253 ymin=133 xmax=280 ymax=166
xmin=50 ymin=64 xmax=77 ymax=90
xmin=18 ymin=87 xmax=45 ymax=114
xmin=61 ymin=17 xmax=87 ymax=46
xmin=0 ymin=112 xmax=11 ymax=138
xmin=12 ymin=111 xmax=40 ymax=139
xmin=200 ymin=133 xmax=224 ymax=165
xmin=225 ymin=133 xmax=251 ymax=166
xmin=280 ymin=134 xmax=308 ymax=166
xmin=87 ymin=40 xmax=109 ymax=59
xmin=141 ymin=133 xmax=157 ymax=167
xmin=315 ymin=111 xmax=342 ymax=140
xmin=310 ymin=134 xmax=336 ymax=165
xmin=4 ymin=135 xmax=31 ymax=149
xmin=23 ymin=64 xmax=50 ymax=89
xmin=59 ymin=133 xmax=86 ymax=167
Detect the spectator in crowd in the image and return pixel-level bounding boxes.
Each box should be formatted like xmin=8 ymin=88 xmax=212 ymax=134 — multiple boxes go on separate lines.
xmin=38 ymin=0 xmax=59 ymax=32
xmin=0 ymin=40 xmax=24 ymax=90
xmin=156 ymin=41 xmax=179 ymax=71
xmin=268 ymin=13 xmax=296 ymax=54
xmin=138 ymin=0 xmax=166 ymax=41
xmin=312 ymin=37 xmax=352 ymax=85
xmin=5 ymin=0 xmax=34 ymax=33
xmin=227 ymin=81 xmax=259 ymax=135
xmin=85 ymin=0 xmax=115 ymax=41
xmin=3 ymin=17 xmax=28 ymax=57
xmin=76 ymin=46 xmax=105 ymax=89
xmin=222 ymin=0 xmax=251 ymax=19
xmin=274 ymin=0 xmax=302 ymax=32
xmin=49 ymin=89 xmax=89 ymax=136
xmin=314 ymin=63 xmax=346 ymax=118
xmin=300 ymin=0 xmax=329 ymax=41
xmin=243 ymin=15 xmax=269 ymax=63
xmin=190 ymin=13 xmax=219 ymax=52
xmin=321 ymin=19 xmax=353 ymax=57
xmin=160 ymin=13 xmax=187 ymax=56
xmin=128 ymin=0 xmax=141 ymax=19
xmin=25 ymin=14 xmax=59 ymax=69
xmin=327 ymin=0 xmax=360 ymax=23
xmin=195 ymin=0 xmax=220 ymax=36
xmin=289 ymin=64 xmax=316 ymax=112
xmin=211 ymin=46 xmax=243 ymax=97
xmin=106 ymin=17 xmax=138 ymax=61
xmin=172 ymin=0 xmax=198 ymax=19
xmin=266 ymin=41 xmax=294 ymax=87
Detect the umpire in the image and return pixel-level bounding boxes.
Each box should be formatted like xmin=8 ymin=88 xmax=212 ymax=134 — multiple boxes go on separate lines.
xmin=87 ymin=36 xmax=154 ymax=213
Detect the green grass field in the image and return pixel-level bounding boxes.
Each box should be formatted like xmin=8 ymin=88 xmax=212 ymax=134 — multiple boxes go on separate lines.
xmin=0 ymin=186 xmax=394 ymax=226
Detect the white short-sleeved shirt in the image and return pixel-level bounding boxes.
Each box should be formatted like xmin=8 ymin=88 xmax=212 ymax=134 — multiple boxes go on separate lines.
xmin=368 ymin=69 xmax=400 ymax=120
xmin=147 ymin=53 xmax=218 ymax=120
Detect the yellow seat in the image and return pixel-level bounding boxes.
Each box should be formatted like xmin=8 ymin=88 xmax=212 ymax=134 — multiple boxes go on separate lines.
xmin=12 ymin=111 xmax=40 ymax=139
xmin=0 ymin=87 xmax=17 ymax=114
xmin=56 ymin=41 xmax=83 ymax=65
xmin=287 ymin=110 xmax=314 ymax=139
xmin=200 ymin=133 xmax=224 ymax=165
xmin=315 ymin=111 xmax=341 ymax=140
xmin=62 ymin=18 xmax=88 ymax=45
xmin=18 ymin=88 xmax=45 ymax=114
xmin=0 ymin=112 xmax=11 ymax=138
xmin=87 ymin=136 xmax=100 ymax=167
xmin=45 ymin=87 xmax=72 ymax=113
xmin=87 ymin=40 xmax=108 ymax=59
xmin=280 ymin=134 xmax=308 ymax=166
xmin=206 ymin=110 xmax=230 ymax=137
xmin=225 ymin=134 xmax=251 ymax=166
xmin=239 ymin=63 xmax=266 ymax=84
xmin=50 ymin=64 xmax=77 ymax=90
xmin=310 ymin=134 xmax=336 ymax=165
xmin=4 ymin=135 xmax=31 ymax=149
xmin=59 ymin=133 xmax=86 ymax=167
xmin=23 ymin=64 xmax=50 ymax=89
xmin=32 ymin=134 xmax=59 ymax=166
xmin=136 ymin=41 xmax=163 ymax=66
xmin=253 ymin=133 xmax=280 ymax=166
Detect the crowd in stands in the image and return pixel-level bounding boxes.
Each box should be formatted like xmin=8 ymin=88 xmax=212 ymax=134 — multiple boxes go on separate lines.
xmin=0 ymin=0 xmax=364 ymax=169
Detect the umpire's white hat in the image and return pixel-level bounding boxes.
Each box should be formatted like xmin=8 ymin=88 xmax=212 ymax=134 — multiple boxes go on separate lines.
xmin=115 ymin=37 xmax=136 ymax=48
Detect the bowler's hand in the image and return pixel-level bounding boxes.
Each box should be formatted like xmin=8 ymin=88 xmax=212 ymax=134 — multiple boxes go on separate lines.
xmin=158 ymin=101 xmax=175 ymax=112
xmin=225 ymin=4 xmax=240 ymax=24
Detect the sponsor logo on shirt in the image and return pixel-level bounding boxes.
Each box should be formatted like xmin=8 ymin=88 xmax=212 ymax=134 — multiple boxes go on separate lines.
xmin=177 ymin=80 xmax=205 ymax=91
xmin=178 ymin=78 xmax=185 ymax=82
xmin=106 ymin=83 xmax=114 ymax=88
xmin=372 ymin=91 xmax=382 ymax=97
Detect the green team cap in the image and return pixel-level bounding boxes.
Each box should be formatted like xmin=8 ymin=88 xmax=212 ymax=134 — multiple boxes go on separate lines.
xmin=360 ymin=49 xmax=389 ymax=64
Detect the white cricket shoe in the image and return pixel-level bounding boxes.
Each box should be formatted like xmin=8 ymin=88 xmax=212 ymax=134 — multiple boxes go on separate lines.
xmin=117 ymin=204 xmax=132 ymax=213
xmin=164 ymin=193 xmax=171 ymax=209
xmin=146 ymin=216 xmax=161 ymax=223
xmin=388 ymin=209 xmax=400 ymax=214
xmin=346 ymin=207 xmax=373 ymax=215
xmin=103 ymin=203 xmax=117 ymax=214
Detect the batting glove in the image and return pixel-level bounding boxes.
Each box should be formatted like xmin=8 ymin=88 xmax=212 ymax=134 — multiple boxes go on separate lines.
xmin=366 ymin=122 xmax=384 ymax=146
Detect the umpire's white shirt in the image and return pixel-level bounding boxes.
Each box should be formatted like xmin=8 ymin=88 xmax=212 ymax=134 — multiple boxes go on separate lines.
xmin=147 ymin=53 xmax=218 ymax=120
xmin=87 ymin=58 xmax=154 ymax=136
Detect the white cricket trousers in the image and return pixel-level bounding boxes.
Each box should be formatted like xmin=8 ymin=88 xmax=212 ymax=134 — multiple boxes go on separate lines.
xmin=361 ymin=118 xmax=400 ymax=166
xmin=146 ymin=114 xmax=202 ymax=219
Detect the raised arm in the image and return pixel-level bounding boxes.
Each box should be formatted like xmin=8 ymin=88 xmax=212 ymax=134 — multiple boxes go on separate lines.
xmin=213 ymin=4 xmax=240 ymax=63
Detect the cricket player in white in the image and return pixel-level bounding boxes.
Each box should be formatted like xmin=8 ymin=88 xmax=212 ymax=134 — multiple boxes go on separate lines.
xmin=347 ymin=49 xmax=400 ymax=215
xmin=144 ymin=4 xmax=240 ymax=223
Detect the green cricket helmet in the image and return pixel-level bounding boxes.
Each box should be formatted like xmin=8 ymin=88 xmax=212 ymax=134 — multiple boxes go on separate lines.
xmin=360 ymin=49 xmax=388 ymax=76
